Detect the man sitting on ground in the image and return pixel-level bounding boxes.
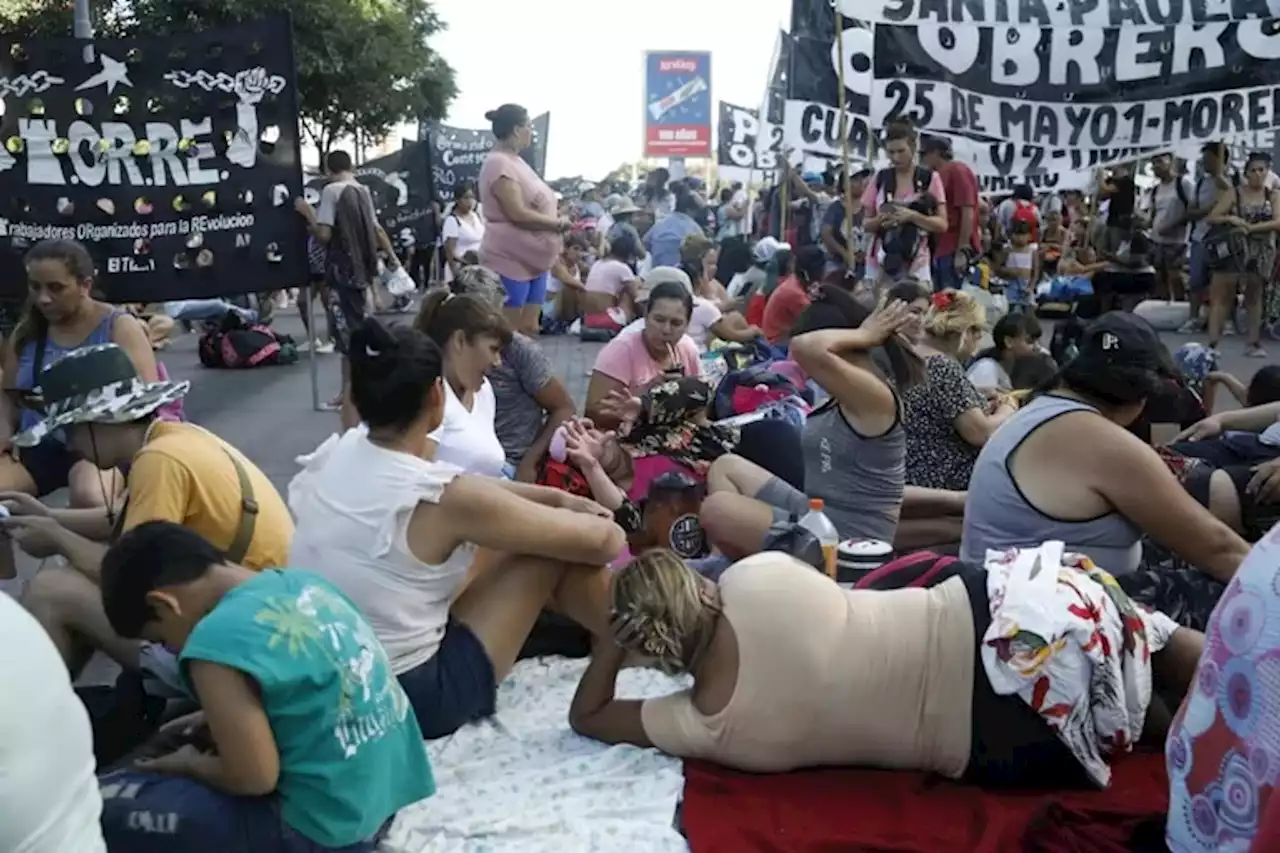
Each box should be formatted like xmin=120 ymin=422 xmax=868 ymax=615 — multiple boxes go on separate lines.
xmin=2 ymin=344 xmax=293 ymax=679
xmin=96 ymin=521 xmax=434 ymax=852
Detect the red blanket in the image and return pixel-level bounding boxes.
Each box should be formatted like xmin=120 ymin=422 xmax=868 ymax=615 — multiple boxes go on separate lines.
xmin=680 ymin=751 xmax=1170 ymax=853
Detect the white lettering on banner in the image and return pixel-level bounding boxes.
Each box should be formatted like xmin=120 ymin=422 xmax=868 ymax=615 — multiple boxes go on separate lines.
xmin=872 ymin=79 xmax=1280 ymax=150
xmin=846 ymin=0 xmax=1280 ymax=26
xmin=783 ymin=99 xmax=1162 ymax=176
xmin=885 ymin=20 xmax=1280 ymax=96
xmin=717 ymin=104 xmax=782 ymax=170
xmin=12 ymin=114 xmax=235 ymax=187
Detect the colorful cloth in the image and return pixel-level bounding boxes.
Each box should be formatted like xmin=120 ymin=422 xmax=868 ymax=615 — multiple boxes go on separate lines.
xmin=1166 ymin=523 xmax=1280 ymax=852
xmin=980 ymin=541 xmax=1179 ymax=788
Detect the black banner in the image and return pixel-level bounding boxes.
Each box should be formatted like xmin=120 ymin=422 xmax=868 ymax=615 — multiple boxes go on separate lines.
xmin=422 ymin=113 xmax=549 ymax=205
xmin=847 ymin=0 xmax=1276 ymax=26
xmin=303 ymin=140 xmax=435 ymax=248
xmin=875 ymin=20 xmax=1280 ymax=106
xmin=717 ymin=102 xmax=781 ymax=170
xmin=787 ymin=20 xmax=873 ymax=120
xmin=0 ymin=14 xmax=304 ymax=301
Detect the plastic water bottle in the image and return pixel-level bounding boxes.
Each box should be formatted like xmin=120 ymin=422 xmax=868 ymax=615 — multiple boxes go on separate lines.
xmin=798 ymin=498 xmax=840 ymax=580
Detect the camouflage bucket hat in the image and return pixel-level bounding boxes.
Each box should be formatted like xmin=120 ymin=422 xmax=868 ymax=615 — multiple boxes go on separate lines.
xmin=13 ymin=343 xmax=190 ymax=448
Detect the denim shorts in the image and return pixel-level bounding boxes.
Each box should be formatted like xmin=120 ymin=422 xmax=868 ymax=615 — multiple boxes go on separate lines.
xmin=397 ymin=618 xmax=496 ymax=739
xmin=99 ymin=770 xmax=389 ymax=853
xmin=500 ymin=272 xmax=549 ymax=308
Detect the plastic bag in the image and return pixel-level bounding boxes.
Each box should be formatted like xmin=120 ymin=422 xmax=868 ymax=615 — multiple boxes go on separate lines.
xmin=382 ymin=264 xmax=416 ymax=297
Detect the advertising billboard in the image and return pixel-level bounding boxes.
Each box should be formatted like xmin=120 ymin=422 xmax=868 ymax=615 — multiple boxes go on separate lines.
xmin=643 ymin=51 xmax=712 ymax=158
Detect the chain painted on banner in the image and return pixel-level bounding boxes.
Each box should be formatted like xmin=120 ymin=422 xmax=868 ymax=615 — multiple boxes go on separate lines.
xmin=163 ymin=68 xmax=288 ymax=97
xmin=875 ymin=20 xmax=1280 ymax=107
xmin=0 ymin=70 xmax=65 ymax=98
xmin=843 ymin=0 xmax=1280 ymax=26
xmin=873 ymin=78 xmax=1280 ymax=151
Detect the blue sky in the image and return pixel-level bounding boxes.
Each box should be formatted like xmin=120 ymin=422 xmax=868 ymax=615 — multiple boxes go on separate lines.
xmin=428 ymin=0 xmax=790 ymax=179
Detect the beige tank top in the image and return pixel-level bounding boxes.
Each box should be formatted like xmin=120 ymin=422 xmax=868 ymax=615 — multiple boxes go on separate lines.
xmin=641 ymin=552 xmax=975 ymax=777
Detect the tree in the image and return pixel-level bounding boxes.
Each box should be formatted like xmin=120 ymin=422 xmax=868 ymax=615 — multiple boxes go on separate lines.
xmin=0 ymin=0 xmax=457 ymax=158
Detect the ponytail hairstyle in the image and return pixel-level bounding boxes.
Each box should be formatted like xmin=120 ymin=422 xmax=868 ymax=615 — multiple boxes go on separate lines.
xmin=413 ymin=290 xmax=512 ymax=351
xmin=792 ymin=283 xmax=924 ymax=390
xmin=923 ymin=289 xmax=986 ymax=341
xmin=15 ymin=239 xmax=95 ymax=351
xmin=348 ymin=318 xmax=444 ymax=432
xmin=609 ymin=549 xmax=718 ymax=676
xmin=973 ymin=310 xmax=1042 ymax=364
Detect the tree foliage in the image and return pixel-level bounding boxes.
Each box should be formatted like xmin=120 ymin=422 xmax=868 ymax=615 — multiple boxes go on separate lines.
xmin=0 ymin=0 xmax=457 ymax=157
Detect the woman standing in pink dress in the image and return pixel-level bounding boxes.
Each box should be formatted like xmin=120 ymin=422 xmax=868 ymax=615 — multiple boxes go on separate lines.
xmin=478 ymin=104 xmax=567 ymax=336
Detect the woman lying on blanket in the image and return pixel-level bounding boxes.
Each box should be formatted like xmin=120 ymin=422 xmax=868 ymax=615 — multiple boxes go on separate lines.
xmin=961 ymin=311 xmax=1251 ymax=631
xmin=289 ymin=318 xmax=624 ymax=739
xmin=570 ymin=548 xmax=1203 ymax=786
xmin=699 ymin=286 xmax=969 ymax=557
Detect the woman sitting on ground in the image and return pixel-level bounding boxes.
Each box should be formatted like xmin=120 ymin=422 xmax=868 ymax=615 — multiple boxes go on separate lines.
xmin=681 ymin=262 xmax=763 ymax=349
xmin=448 ymin=265 xmax=577 ymax=481
xmin=584 ymin=277 xmax=701 ymax=431
xmin=570 ymin=548 xmax=1202 ymax=785
xmin=699 ymin=289 xmax=921 ymax=557
xmin=289 ymin=318 xmax=624 ymax=739
xmin=681 ymin=234 xmax=732 ymax=311
xmin=962 ymin=311 xmax=1252 ymax=630
xmin=760 ymin=245 xmax=825 ymax=347
xmin=583 ymin=230 xmax=643 ymax=320
xmin=1 ymin=239 xmax=157 ymax=509
xmin=412 ymin=289 xmax=510 ymax=478
xmin=966 ymin=311 xmax=1044 ymax=394
xmin=901 ymin=290 xmax=1016 ymax=495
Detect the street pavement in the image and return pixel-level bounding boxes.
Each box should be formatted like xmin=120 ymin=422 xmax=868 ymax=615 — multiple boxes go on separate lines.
xmin=10 ymin=303 xmax=1273 ymax=685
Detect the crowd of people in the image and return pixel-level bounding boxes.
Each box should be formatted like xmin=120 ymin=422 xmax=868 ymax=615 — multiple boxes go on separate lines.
xmin=2 ymin=102 xmax=1280 ymax=853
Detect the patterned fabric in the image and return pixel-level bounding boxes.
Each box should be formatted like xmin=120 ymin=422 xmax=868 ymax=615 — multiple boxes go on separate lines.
xmin=623 ymin=376 xmax=738 ymax=477
xmin=980 ymin=541 xmax=1179 ymax=788
xmin=1166 ymin=523 xmax=1280 ymax=852
xmin=1118 ymin=539 xmax=1227 ymax=632
xmin=901 ymin=354 xmax=985 ymax=491
xmin=1174 ymin=343 xmax=1220 ymax=397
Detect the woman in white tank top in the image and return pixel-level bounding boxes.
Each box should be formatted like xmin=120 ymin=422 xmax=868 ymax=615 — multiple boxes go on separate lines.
xmin=289 ymin=318 xmax=624 ymax=738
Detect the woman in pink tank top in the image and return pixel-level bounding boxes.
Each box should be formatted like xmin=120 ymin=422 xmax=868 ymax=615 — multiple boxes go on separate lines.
xmin=478 ymin=104 xmax=566 ymax=337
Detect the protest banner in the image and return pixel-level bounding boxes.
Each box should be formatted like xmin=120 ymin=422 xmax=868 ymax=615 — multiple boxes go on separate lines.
xmin=717 ymin=102 xmax=782 ymax=170
xmin=837 ymin=0 xmax=1277 ymax=26
xmin=643 ymin=51 xmax=712 ymax=158
xmin=421 ymin=113 xmax=549 ymax=205
xmin=871 ymin=20 xmax=1280 ymax=149
xmin=0 ymin=14 xmax=304 ymax=301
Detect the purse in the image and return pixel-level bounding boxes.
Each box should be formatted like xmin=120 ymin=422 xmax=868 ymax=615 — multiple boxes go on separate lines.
xmin=1203 ymin=187 xmax=1248 ymax=272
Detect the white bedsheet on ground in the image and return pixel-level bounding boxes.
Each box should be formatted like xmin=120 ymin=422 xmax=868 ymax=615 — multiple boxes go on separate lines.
xmin=381 ymin=657 xmax=691 ymax=853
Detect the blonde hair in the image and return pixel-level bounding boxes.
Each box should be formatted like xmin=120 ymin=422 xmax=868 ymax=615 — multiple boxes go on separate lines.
xmin=679 ymin=233 xmax=715 ymax=268
xmin=923 ymin=289 xmax=986 ymax=339
xmin=609 ymin=549 xmax=715 ymax=675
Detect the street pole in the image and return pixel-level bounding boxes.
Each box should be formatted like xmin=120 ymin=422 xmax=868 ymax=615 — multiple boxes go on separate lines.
xmin=74 ymin=0 xmax=95 ymax=63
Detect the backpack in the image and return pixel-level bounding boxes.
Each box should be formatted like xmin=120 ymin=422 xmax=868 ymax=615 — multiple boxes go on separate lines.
xmin=1146 ymin=177 xmax=1191 ymax=215
xmin=875 ymin=166 xmax=936 ymax=273
xmin=1011 ymin=199 xmax=1040 ymax=241
xmin=711 ymin=365 xmax=809 ymax=420
xmin=198 ymin=312 xmax=298 ymax=369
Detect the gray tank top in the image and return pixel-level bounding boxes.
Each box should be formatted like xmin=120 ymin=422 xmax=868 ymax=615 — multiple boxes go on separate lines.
xmin=801 ymin=401 xmax=905 ymax=543
xmin=960 ymin=394 xmax=1143 ymax=573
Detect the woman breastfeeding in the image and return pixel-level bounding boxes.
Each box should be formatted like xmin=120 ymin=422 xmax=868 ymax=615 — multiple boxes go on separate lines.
xmin=570 ymin=548 xmax=1203 ymax=786
xmin=961 ymin=312 xmax=1251 ymax=629
xmin=289 ymin=318 xmax=624 ymax=738
xmin=699 ymin=287 xmax=921 ymax=557
xmin=901 ymin=289 xmax=1016 ymax=493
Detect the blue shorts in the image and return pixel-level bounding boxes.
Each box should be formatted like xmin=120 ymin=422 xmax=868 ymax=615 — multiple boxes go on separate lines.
xmin=100 ymin=770 xmax=389 ymax=853
xmin=1188 ymin=240 xmax=1209 ymax=294
xmin=932 ymin=255 xmax=964 ymax=293
xmin=397 ymin=618 xmax=496 ymax=739
xmin=500 ymin=272 xmax=549 ymax=308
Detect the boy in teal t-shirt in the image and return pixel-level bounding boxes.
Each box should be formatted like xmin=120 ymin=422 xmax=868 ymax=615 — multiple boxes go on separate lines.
xmin=96 ymin=521 xmax=434 ymax=852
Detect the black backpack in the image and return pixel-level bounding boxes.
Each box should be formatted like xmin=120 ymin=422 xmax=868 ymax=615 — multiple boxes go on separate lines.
xmin=875 ymin=166 xmax=937 ymax=275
